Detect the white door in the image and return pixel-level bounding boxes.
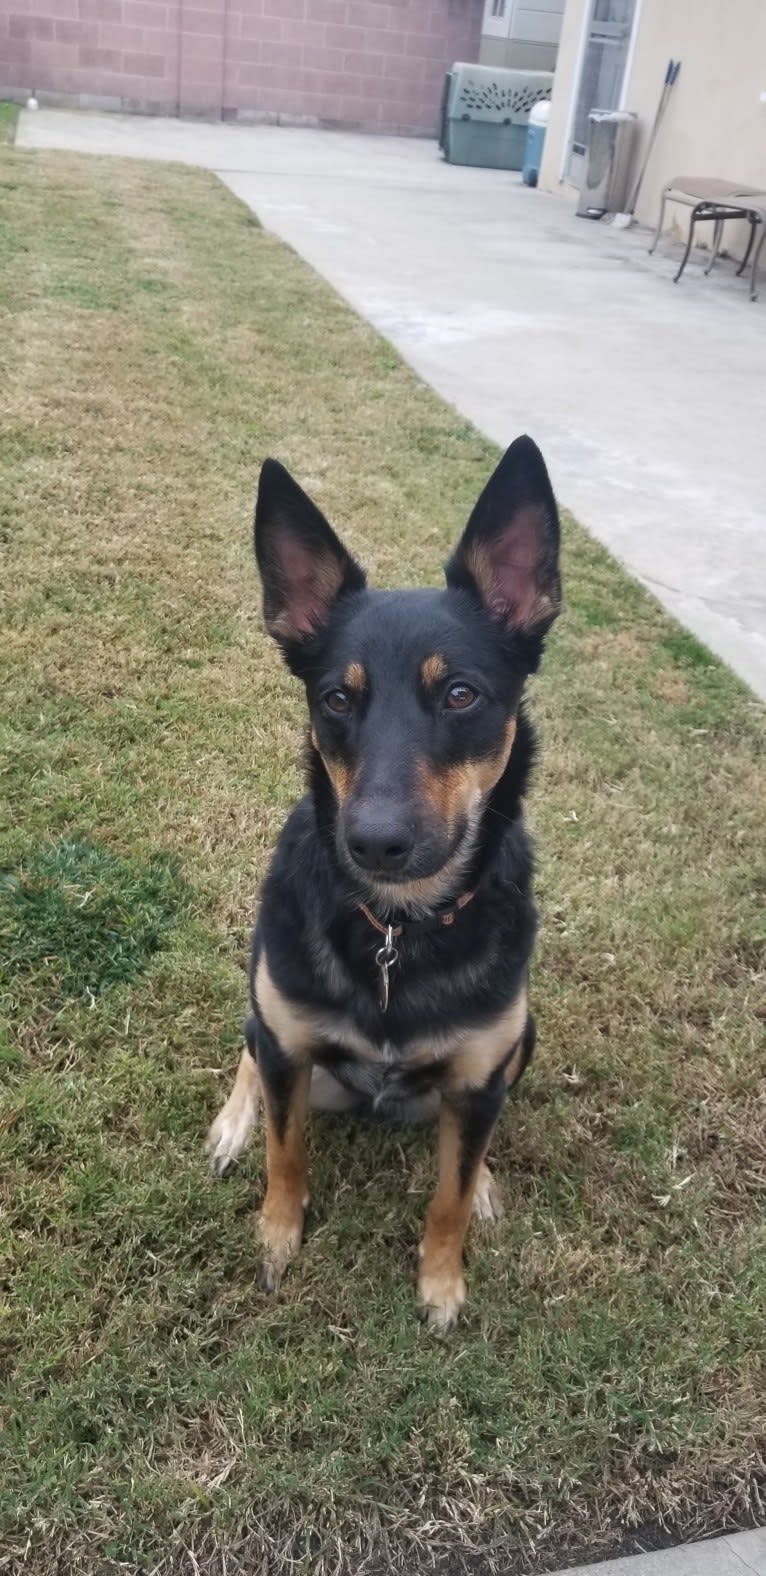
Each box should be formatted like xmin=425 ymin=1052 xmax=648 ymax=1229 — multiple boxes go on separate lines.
xmin=567 ymin=0 xmax=637 ymax=185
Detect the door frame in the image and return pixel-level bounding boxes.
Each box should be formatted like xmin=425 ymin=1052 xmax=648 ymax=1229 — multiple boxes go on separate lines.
xmin=558 ymin=0 xmax=644 ymax=183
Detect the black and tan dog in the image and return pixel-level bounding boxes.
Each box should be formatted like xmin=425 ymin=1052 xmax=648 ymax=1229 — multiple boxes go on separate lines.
xmin=207 ymin=435 xmax=561 ymax=1329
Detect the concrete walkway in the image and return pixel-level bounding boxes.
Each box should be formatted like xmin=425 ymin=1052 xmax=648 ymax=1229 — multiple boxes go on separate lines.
xmin=18 ymin=110 xmax=766 ymax=700
xmin=550 ymin=1527 xmax=766 ymax=1576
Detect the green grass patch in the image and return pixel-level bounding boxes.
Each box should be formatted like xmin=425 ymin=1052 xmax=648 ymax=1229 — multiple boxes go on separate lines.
xmin=0 ymin=101 xmax=20 ymax=145
xmin=0 ymin=837 xmax=187 ymax=1010
xmin=0 ymin=140 xmax=764 ymax=1576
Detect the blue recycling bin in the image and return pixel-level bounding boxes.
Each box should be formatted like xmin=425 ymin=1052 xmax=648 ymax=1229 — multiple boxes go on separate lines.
xmin=522 ymin=100 xmax=550 ymax=187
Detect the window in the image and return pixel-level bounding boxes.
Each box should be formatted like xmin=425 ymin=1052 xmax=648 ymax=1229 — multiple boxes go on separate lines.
xmin=483 ymin=0 xmax=510 ymax=37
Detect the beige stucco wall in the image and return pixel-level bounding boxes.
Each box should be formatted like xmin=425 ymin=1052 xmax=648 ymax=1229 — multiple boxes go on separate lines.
xmin=540 ymin=0 xmax=766 ymax=254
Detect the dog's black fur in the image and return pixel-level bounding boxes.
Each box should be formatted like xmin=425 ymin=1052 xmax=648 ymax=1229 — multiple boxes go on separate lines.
xmin=249 ymin=703 xmax=538 ymax=1119
xmin=212 ymin=434 xmax=561 ymax=1325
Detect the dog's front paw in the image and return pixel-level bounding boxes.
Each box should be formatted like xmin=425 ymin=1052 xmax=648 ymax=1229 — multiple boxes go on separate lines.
xmin=257 ymin=1194 xmax=309 ymax=1293
xmin=417 ymin=1228 xmax=467 ymax=1332
xmin=472 ymin=1161 xmax=504 ymax=1222
xmin=417 ymin=1261 xmax=467 ymax=1333
xmin=206 ymin=1105 xmax=256 ymax=1179
xmin=205 ymin=1055 xmax=261 ymax=1178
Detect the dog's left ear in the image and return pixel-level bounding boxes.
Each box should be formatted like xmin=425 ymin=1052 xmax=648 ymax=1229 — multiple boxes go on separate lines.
xmin=445 ymin=435 xmax=561 ymax=639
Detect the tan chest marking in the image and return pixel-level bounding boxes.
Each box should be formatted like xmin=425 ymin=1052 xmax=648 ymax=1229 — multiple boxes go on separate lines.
xmin=256 ymin=955 xmax=527 ymax=1086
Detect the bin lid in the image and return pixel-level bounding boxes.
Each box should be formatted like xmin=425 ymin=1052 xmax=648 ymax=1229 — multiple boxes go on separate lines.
xmin=587 ymin=109 xmax=637 ymax=123
xmin=446 ymin=63 xmax=553 ymax=125
xmin=529 ymin=100 xmax=550 ymax=128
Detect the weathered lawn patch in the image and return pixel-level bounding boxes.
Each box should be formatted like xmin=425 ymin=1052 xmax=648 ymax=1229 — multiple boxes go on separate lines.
xmin=0 ymin=141 xmax=764 ymax=1576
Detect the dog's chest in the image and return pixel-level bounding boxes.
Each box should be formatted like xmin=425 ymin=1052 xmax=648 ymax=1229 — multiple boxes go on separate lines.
xmin=309 ymin=1004 xmax=452 ymax=1070
xmin=311 ymin=1010 xmax=450 ymax=1109
xmin=256 ymin=949 xmax=528 ymax=1101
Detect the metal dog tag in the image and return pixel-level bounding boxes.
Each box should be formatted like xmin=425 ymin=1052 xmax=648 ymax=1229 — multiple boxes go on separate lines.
xmin=375 ymin=926 xmax=399 ymax=1012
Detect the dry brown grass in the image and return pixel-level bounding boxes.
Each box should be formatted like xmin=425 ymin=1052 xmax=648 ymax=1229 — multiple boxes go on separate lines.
xmin=0 ymin=143 xmax=764 ymax=1576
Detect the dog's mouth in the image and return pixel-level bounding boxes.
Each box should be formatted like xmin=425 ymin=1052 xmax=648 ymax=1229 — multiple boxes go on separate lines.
xmin=336 ymin=809 xmax=478 ymax=915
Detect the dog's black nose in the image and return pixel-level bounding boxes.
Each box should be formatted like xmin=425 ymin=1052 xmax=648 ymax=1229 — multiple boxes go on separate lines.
xmin=345 ymin=806 xmax=414 ymax=875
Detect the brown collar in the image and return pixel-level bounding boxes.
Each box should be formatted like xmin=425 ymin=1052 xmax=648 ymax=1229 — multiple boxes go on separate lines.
xmin=358 ymin=887 xmax=476 ymax=940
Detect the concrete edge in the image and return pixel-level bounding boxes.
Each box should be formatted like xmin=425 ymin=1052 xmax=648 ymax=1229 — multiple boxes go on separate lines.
xmin=549 ymin=1527 xmax=766 ymax=1576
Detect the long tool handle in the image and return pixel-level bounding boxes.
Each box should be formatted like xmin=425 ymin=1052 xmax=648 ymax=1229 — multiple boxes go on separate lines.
xmin=628 ymin=58 xmax=680 ymax=215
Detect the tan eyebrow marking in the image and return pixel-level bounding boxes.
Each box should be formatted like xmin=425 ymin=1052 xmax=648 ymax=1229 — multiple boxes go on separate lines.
xmin=421 ymin=654 xmax=448 ymax=689
xmin=343 ymin=661 xmax=366 ymax=693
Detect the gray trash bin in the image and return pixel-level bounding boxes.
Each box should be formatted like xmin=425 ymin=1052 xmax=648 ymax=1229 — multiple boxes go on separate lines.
xmin=576 ymin=109 xmax=637 ymax=219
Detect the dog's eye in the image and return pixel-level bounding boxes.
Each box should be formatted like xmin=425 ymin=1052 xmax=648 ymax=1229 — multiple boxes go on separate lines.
xmin=445 ymin=683 xmax=478 ymax=711
xmin=324 ymin=688 xmax=351 ymax=716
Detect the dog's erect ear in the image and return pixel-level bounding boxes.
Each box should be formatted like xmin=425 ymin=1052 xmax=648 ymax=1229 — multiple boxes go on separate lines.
xmin=255 ymin=459 xmax=366 ymax=643
xmin=445 ymin=436 xmax=561 ymax=638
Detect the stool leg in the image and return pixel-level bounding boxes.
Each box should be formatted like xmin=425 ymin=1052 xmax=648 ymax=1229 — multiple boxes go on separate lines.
xmin=736 ymin=218 xmax=756 ymax=278
xmin=674 ymin=204 xmax=702 ymax=283
xmin=750 ymin=225 xmax=765 ymax=301
xmin=704 ymin=217 xmax=724 ymax=275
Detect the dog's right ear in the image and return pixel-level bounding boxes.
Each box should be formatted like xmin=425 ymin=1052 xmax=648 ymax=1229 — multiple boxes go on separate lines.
xmin=254 ymin=460 xmax=366 ymax=646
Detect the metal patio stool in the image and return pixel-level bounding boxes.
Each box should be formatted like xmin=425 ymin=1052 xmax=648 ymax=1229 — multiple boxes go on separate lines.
xmin=729 ymin=187 xmax=766 ymax=300
xmin=649 ymin=176 xmax=766 ymax=300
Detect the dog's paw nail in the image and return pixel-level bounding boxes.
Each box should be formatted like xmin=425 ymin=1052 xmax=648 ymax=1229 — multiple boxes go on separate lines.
xmin=425 ymin=1304 xmax=460 ymax=1335
xmin=472 ymin=1165 xmax=504 ymax=1222
xmin=472 ymin=1191 xmax=504 ymax=1223
xmin=211 ymin=1154 xmax=235 ymax=1179
xmin=259 ymin=1261 xmax=280 ymax=1294
xmin=417 ymin=1270 xmax=466 ymax=1333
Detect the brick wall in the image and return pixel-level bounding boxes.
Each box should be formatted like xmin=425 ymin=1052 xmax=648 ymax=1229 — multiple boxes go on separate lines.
xmin=1 ymin=0 xmax=483 ymax=133
xmin=2 ymin=0 xmax=181 ymax=115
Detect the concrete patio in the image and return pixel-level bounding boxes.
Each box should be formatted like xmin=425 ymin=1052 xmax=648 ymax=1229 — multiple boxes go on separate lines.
xmin=550 ymin=1527 xmax=766 ymax=1576
xmin=17 ymin=108 xmax=766 ymax=701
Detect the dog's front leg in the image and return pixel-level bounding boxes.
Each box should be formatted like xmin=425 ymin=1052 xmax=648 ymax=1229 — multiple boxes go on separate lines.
xmin=417 ymin=1062 xmax=507 ymax=1332
xmin=254 ymin=1011 xmax=313 ymax=1292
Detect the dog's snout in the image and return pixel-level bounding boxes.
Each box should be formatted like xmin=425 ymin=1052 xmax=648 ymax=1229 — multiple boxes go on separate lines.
xmin=345 ymin=804 xmax=414 ymax=875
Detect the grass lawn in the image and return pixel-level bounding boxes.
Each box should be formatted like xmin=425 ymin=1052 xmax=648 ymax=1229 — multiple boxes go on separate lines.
xmin=0 ymin=102 xmax=20 ymax=143
xmin=1 ymin=140 xmax=764 ymax=1576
